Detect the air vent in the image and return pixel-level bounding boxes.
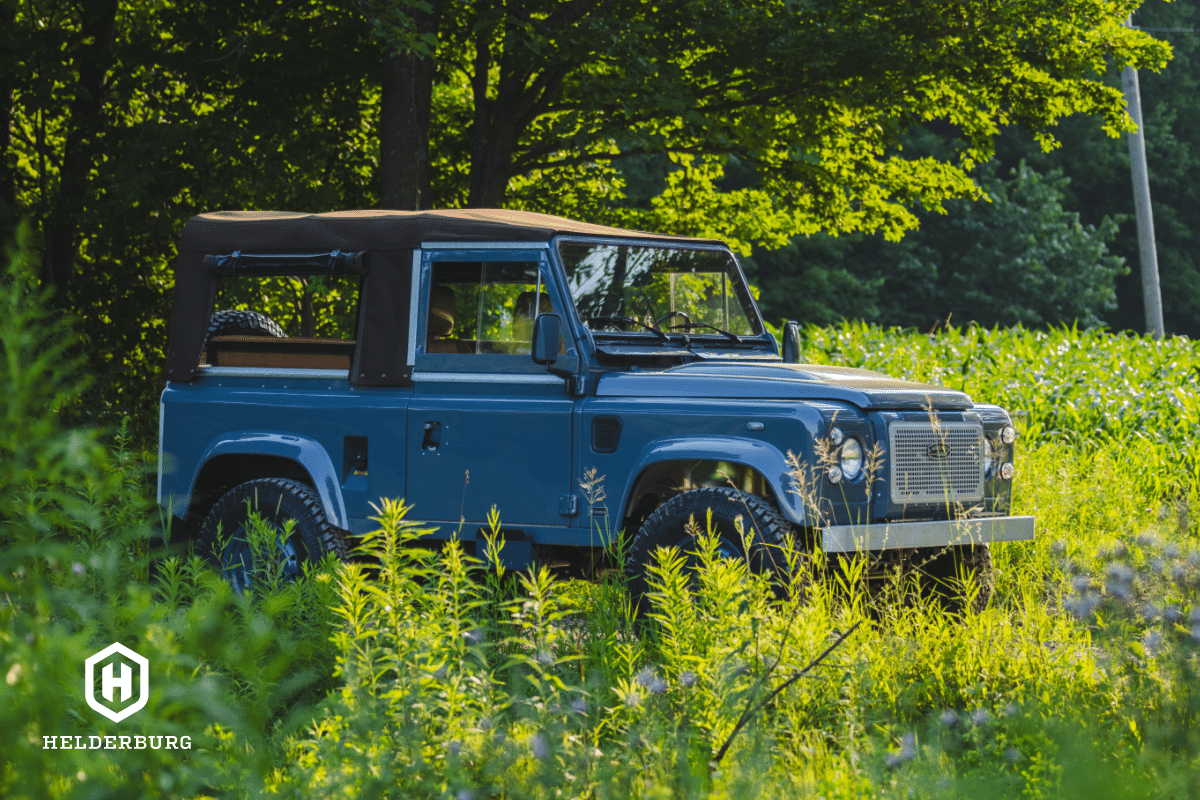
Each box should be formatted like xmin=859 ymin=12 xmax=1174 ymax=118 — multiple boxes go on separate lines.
xmin=591 ymin=416 xmax=622 ymax=453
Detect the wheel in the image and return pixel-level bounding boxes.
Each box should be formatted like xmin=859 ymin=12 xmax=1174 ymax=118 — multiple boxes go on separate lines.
xmin=206 ymin=309 xmax=286 ymax=341
xmin=624 ymin=487 xmax=798 ymax=613
xmin=918 ymin=543 xmax=994 ymax=613
xmin=198 ymin=478 xmax=348 ymax=592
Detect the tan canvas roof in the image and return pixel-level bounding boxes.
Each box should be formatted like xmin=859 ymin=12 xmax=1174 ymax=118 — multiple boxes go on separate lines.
xmin=179 ymin=208 xmax=724 ymax=252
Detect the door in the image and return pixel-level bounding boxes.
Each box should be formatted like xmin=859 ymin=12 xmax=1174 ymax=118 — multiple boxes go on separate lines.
xmin=406 ymin=247 xmax=576 ymax=529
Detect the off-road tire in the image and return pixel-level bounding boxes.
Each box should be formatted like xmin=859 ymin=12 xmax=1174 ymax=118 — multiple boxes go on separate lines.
xmin=198 ymin=478 xmax=347 ymax=592
xmin=625 ymin=487 xmax=799 ymax=614
xmin=919 ymin=543 xmax=994 ymax=613
xmin=206 ymin=309 xmax=286 ymax=341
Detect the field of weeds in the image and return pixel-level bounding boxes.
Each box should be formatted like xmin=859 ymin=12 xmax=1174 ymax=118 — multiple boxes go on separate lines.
xmin=2 ymin=237 xmax=1200 ymax=798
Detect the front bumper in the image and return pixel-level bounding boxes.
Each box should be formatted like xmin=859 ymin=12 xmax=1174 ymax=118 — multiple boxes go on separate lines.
xmin=821 ymin=515 xmax=1035 ymax=553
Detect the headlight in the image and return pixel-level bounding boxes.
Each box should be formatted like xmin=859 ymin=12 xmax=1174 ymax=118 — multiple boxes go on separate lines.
xmin=839 ymin=438 xmax=863 ymax=481
xmin=984 ymin=438 xmax=994 ymax=477
xmin=1001 ymin=424 xmax=1016 ymax=445
xmin=829 ymin=426 xmax=845 ymax=446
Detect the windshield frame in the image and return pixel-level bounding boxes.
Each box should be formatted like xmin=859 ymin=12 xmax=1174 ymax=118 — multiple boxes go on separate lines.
xmin=550 ymin=235 xmax=769 ymax=347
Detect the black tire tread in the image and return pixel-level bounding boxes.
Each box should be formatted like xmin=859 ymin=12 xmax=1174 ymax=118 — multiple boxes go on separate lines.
xmin=624 ymin=487 xmax=797 ymax=609
xmin=206 ymin=309 xmax=286 ymax=341
xmin=198 ymin=477 xmax=348 ymax=570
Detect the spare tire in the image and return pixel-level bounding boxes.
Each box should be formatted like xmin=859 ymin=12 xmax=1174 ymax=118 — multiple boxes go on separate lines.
xmin=206 ymin=309 xmax=286 ymax=341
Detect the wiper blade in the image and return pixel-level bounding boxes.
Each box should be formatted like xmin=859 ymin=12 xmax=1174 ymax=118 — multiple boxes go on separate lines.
xmin=669 ymin=322 xmax=742 ymax=343
xmin=588 ymin=316 xmax=669 ymax=344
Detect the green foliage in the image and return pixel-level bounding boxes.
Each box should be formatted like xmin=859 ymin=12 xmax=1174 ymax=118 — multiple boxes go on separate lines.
xmin=747 ymin=159 xmax=1127 ymax=330
xmin=7 ymin=221 xmax=1200 ymax=796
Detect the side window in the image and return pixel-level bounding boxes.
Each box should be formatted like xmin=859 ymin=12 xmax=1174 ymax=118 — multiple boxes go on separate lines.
xmin=205 ymin=274 xmax=360 ymax=371
xmin=425 ymin=261 xmax=555 ymax=356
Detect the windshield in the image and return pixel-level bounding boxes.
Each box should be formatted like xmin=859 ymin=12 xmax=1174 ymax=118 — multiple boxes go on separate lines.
xmin=558 ymin=242 xmax=761 ymax=338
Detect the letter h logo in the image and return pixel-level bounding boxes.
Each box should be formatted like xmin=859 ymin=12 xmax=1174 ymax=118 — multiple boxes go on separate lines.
xmin=85 ymin=642 xmax=149 ymax=723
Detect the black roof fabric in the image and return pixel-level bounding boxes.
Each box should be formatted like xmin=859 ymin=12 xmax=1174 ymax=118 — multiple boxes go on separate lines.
xmin=180 ymin=209 xmax=724 ymax=252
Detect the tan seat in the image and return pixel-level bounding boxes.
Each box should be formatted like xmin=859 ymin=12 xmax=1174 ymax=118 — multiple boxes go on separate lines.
xmin=427 ymin=284 xmax=472 ymax=353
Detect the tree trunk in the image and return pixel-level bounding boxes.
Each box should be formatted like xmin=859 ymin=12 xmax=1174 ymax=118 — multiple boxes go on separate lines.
xmin=0 ymin=1 xmax=15 ymax=236
xmin=378 ymin=2 xmax=443 ymax=211
xmin=40 ymin=0 xmax=119 ymax=292
xmin=466 ymin=34 xmax=523 ymax=209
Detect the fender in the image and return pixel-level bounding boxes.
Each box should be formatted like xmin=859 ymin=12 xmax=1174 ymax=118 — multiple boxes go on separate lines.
xmin=186 ymin=431 xmax=349 ymax=529
xmin=619 ymin=435 xmax=807 ymax=527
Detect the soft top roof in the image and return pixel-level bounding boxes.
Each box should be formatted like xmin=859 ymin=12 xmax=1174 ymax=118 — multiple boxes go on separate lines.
xmin=180 ymin=208 xmax=724 ymax=252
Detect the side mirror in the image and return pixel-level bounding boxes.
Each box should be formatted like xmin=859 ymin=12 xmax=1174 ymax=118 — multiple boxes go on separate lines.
xmin=781 ymin=320 xmax=801 ymax=363
xmin=531 ymin=313 xmax=561 ymax=365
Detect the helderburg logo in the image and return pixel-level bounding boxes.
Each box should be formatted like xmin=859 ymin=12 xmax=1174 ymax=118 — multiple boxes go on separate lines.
xmin=85 ymin=642 xmax=149 ymax=723
xmin=41 ymin=642 xmax=192 ymax=751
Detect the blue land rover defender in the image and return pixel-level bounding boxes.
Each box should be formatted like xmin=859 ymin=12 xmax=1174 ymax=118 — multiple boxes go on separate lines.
xmin=159 ymin=209 xmax=1034 ymax=600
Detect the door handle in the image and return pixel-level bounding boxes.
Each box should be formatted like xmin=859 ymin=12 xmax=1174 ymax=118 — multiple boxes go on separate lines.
xmin=422 ymin=421 xmax=441 ymax=451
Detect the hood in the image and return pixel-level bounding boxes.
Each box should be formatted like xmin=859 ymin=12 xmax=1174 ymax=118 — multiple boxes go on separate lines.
xmin=594 ymin=361 xmax=973 ymax=410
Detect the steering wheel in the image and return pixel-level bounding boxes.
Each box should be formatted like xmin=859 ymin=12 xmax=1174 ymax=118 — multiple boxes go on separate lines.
xmin=654 ymin=311 xmax=691 ymax=327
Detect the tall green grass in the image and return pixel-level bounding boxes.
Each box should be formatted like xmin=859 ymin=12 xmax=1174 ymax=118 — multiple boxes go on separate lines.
xmin=2 ymin=227 xmax=1199 ymax=799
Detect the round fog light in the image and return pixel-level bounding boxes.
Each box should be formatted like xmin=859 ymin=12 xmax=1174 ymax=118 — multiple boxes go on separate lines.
xmin=1000 ymin=462 xmax=1014 ymax=480
xmin=827 ymin=464 xmax=842 ymax=484
xmin=1001 ymin=425 xmax=1016 ymax=445
xmin=830 ymin=426 xmax=845 ymax=446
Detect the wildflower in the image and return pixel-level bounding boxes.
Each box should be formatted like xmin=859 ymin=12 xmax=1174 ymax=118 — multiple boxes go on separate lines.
xmin=1188 ymin=552 xmax=1200 ymax=568
xmin=679 ymin=671 xmax=697 ymax=688
xmin=939 ymin=710 xmax=959 ymax=727
xmin=478 ymin=717 xmax=492 ymax=731
xmin=72 ymin=562 xmax=85 ymax=576
xmin=1050 ymin=540 xmax=1066 ymax=555
xmin=1150 ymin=558 xmax=1165 ymax=575
xmin=1070 ymin=575 xmax=1091 ymax=592
xmin=1001 ymin=703 xmax=1019 ymax=718
xmin=1136 ymin=533 xmax=1159 ymax=549
xmin=530 ymin=733 xmax=549 ymax=760
xmin=462 ymin=628 xmax=484 ymax=645
xmin=1005 ymin=746 xmax=1022 ymax=763
xmin=1138 ymin=602 xmax=1162 ymax=622
xmin=1142 ymin=630 xmax=1164 ymax=654
xmin=456 ymin=790 xmax=477 ymax=800
xmin=1164 ymin=605 xmax=1184 ymax=624
xmin=885 ymin=732 xmax=917 ymax=768
xmin=969 ymin=708 xmax=990 ymax=726
xmin=1170 ymin=563 xmax=1188 ymax=582
xmin=1105 ymin=564 xmax=1134 ymax=582
xmin=1165 ymin=543 xmax=1181 ymax=559
xmin=571 ymin=698 xmax=589 ymax=716
xmin=447 ymin=740 xmax=462 ymax=757
xmin=1104 ymin=581 xmax=1133 ymax=602
xmin=1191 ymin=624 xmax=1200 ymax=643
xmin=536 ymin=650 xmax=554 ymax=667
xmin=634 ymin=666 xmax=668 ymax=695
xmin=433 ymin=665 xmax=448 ymax=680
xmin=1064 ymin=595 xmax=1099 ymax=619
xmin=624 ymin=691 xmax=642 ymax=708
xmin=1113 ymin=543 xmax=1129 ymax=559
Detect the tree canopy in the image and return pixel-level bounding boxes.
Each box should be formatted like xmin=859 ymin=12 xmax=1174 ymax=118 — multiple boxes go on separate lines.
xmin=0 ymin=0 xmax=1176 ymax=442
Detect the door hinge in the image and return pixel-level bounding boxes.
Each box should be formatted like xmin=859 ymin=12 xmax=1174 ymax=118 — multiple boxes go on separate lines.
xmin=559 ymin=494 xmax=579 ymax=517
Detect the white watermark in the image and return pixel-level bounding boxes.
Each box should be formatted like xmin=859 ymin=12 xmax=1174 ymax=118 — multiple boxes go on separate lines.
xmin=40 ymin=641 xmax=192 ymax=751
xmin=85 ymin=642 xmax=148 ymax=723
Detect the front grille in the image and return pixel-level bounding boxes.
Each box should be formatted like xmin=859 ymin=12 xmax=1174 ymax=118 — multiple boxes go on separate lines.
xmin=888 ymin=421 xmax=984 ymax=505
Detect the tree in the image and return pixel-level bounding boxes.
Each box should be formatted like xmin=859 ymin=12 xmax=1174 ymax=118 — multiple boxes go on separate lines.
xmin=745 ymin=158 xmax=1127 ymax=330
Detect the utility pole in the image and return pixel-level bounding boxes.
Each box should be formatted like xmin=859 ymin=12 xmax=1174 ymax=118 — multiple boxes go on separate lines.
xmin=1124 ymin=15 xmax=1165 ymax=339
